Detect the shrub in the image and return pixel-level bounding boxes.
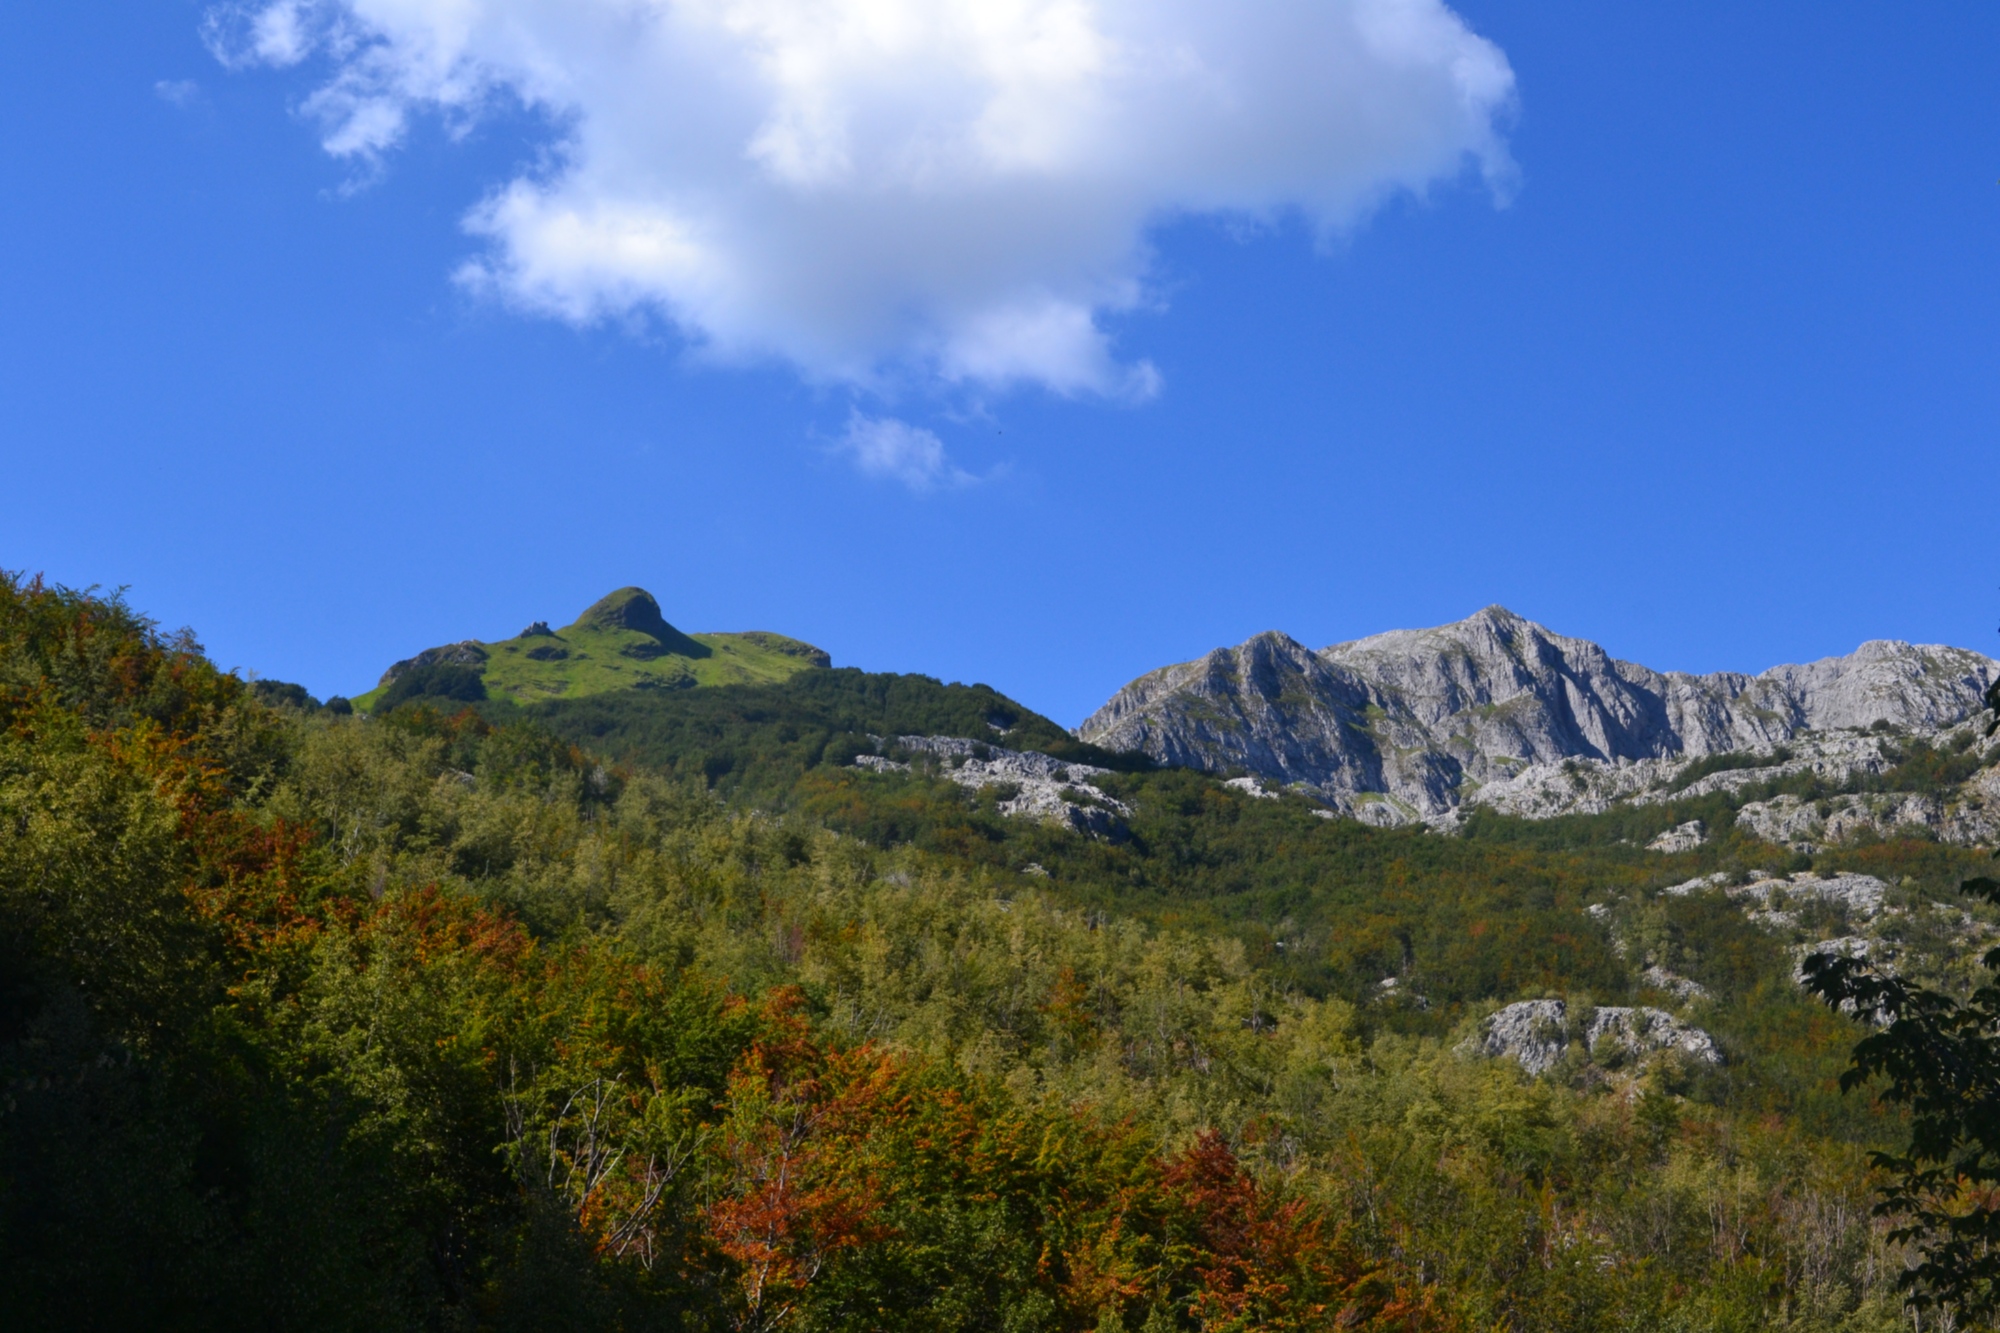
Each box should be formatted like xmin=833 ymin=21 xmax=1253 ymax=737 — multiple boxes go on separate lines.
xmin=376 ymin=663 xmax=488 ymax=713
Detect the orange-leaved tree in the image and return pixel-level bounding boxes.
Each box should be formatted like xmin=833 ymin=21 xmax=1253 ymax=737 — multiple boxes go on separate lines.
xmin=706 ymin=987 xmax=906 ymax=1330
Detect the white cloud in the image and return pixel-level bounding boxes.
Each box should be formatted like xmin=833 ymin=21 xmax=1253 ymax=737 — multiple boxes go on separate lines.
xmin=836 ymin=414 xmax=973 ymax=491
xmin=209 ymin=0 xmax=1515 ymax=395
xmin=154 ymin=79 xmax=203 ymax=106
xmin=206 ymin=1 xmax=317 ymax=68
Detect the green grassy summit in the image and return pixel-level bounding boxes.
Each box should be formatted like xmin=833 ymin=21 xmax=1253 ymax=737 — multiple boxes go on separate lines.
xmin=353 ymin=587 xmax=829 ymax=711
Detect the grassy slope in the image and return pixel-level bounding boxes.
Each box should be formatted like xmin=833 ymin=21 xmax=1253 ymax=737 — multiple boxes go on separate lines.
xmin=475 ymin=625 xmax=825 ymax=703
xmin=352 ymin=590 xmax=829 ymax=710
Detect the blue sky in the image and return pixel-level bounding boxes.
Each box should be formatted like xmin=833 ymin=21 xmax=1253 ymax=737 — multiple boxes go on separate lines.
xmin=3 ymin=2 xmax=1997 ymax=725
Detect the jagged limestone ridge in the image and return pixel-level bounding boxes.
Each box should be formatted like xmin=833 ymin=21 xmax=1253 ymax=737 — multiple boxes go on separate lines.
xmin=1078 ymin=606 xmax=1998 ymax=824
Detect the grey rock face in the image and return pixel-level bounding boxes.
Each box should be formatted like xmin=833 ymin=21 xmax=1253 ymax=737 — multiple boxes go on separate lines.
xmin=1472 ymin=999 xmax=1719 ymax=1076
xmin=1735 ymin=793 xmax=1943 ymax=853
xmin=1794 ymin=936 xmax=1899 ymax=1023
xmin=1471 ymin=731 xmax=1911 ymax=824
xmin=1223 ymin=776 xmax=1280 ymax=800
xmin=1078 ymin=631 xmax=1395 ymax=806
xmin=1610 ymin=867 xmax=2000 ymax=1026
xmin=1660 ymin=872 xmax=1733 ymax=897
xmin=1639 ymin=966 xmax=1709 ymax=1003
xmin=1647 ymin=821 xmax=1707 ymax=854
xmin=1585 ymin=1006 xmax=1721 ymax=1067
xmin=855 ymin=736 xmax=1129 ymax=838
xmin=1474 ymin=1000 xmax=1571 ymax=1075
xmin=1945 ymin=765 xmax=2000 ymax=846
xmin=1737 ymin=873 xmax=1889 ymax=923
xmin=1078 ymin=607 xmax=1995 ymax=824
xmin=1662 ymin=870 xmax=1889 ymax=923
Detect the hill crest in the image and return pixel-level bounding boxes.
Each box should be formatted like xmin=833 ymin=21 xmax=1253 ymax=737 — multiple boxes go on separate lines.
xmin=356 ymin=587 xmax=830 ymax=709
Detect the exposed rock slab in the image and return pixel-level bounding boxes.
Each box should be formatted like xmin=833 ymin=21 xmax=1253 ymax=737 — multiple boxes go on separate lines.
xmin=1639 ymin=966 xmax=1709 ymax=1003
xmin=1647 ymin=820 xmax=1707 ymax=854
xmin=855 ymin=736 xmax=1129 ymax=837
xmin=1662 ymin=870 xmax=1889 ymax=922
xmin=1735 ymin=793 xmax=1942 ymax=853
xmin=1585 ymin=1006 xmax=1721 ymax=1066
xmin=1472 ymin=999 xmax=1720 ymax=1076
xmin=1944 ymin=764 xmax=2000 ymax=846
xmin=1737 ymin=873 xmax=1888 ymax=923
xmin=1468 ymin=731 xmax=1914 ymax=823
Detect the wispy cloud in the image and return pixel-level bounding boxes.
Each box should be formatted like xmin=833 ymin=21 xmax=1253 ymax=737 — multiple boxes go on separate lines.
xmin=209 ymin=0 xmax=1515 ymax=396
xmin=204 ymin=0 xmax=317 ymax=68
xmin=835 ymin=415 xmax=976 ymax=493
xmin=154 ymin=79 xmax=203 ymax=107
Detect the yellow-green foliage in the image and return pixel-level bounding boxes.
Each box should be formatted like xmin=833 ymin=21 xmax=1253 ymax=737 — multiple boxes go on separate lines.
xmin=258 ymin=706 xmax=1923 ymax=1331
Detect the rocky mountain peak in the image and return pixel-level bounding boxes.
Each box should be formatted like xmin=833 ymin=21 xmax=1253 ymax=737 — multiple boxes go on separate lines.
xmin=570 ymin=587 xmax=709 ymax=658
xmin=1756 ymin=638 xmax=1996 ymax=733
xmin=1079 ymin=610 xmax=1997 ymax=826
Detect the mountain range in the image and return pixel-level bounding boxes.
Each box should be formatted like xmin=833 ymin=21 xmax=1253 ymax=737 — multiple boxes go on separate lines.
xmin=1077 ymin=606 xmax=1998 ymax=825
xmin=359 ymin=590 xmax=2000 ymax=836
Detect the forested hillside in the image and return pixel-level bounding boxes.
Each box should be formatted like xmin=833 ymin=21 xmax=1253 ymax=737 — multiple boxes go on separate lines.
xmin=5 ymin=574 xmax=1993 ymax=1330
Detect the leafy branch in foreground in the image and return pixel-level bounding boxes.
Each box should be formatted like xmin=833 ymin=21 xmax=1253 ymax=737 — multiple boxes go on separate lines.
xmin=1803 ymin=870 xmax=2000 ymax=1319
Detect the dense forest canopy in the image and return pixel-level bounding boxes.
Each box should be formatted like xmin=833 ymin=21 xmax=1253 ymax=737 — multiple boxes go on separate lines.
xmin=4 ymin=573 xmax=1996 ymax=1330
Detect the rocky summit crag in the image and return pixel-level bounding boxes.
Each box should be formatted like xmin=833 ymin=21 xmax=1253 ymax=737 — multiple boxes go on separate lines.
xmin=1078 ymin=607 xmax=1997 ymax=827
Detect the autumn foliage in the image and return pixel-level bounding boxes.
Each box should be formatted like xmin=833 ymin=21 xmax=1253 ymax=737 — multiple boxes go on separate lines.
xmin=0 ymin=573 xmax=1453 ymax=1331
xmin=1 ymin=573 xmax=1942 ymax=1331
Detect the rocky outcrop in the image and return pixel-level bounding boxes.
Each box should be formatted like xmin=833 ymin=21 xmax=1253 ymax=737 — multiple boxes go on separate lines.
xmin=1945 ymin=765 xmax=2000 ymax=846
xmin=1593 ymin=867 xmax=2000 ymax=1025
xmin=1793 ymin=936 xmax=1899 ymax=1022
xmin=1471 ymin=999 xmax=1720 ymax=1076
xmin=1661 ymin=870 xmax=1889 ymax=922
xmin=1647 ymin=821 xmax=1707 ymax=854
xmin=378 ymin=640 xmax=489 ymax=689
xmin=1585 ymin=1006 xmax=1721 ymax=1066
xmin=1639 ymin=966 xmax=1709 ymax=1003
xmin=1735 ymin=873 xmax=1888 ymax=927
xmin=1468 ymin=730 xmax=1911 ymax=822
xmin=1473 ymin=999 xmax=1570 ymax=1074
xmin=1078 ymin=631 xmax=1396 ymax=808
xmin=855 ymin=736 xmax=1129 ymax=837
xmin=1734 ymin=793 xmax=1942 ymax=853
xmin=1078 ymin=607 xmax=1996 ymax=826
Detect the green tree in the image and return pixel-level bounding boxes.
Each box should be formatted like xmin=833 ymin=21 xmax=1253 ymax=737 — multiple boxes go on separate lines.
xmin=1798 ymin=675 xmax=2000 ymax=1323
